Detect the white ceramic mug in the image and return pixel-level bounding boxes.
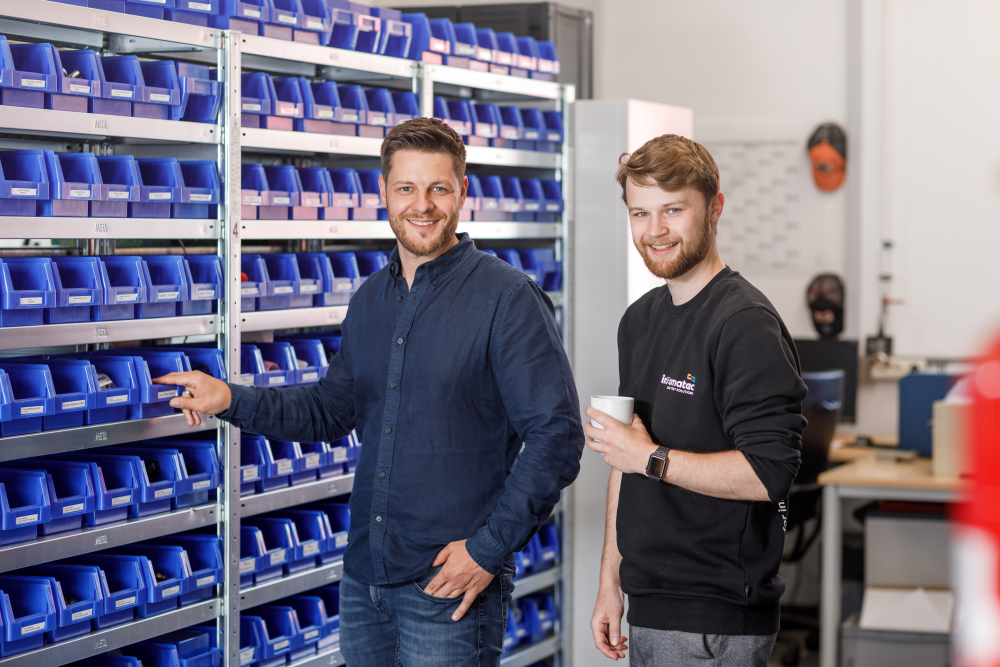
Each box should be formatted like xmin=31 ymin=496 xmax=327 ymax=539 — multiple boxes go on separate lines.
xmin=590 ymin=395 xmax=635 ymax=430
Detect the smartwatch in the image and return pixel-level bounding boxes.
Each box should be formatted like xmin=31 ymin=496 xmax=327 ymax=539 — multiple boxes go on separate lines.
xmin=646 ymin=445 xmax=669 ymax=481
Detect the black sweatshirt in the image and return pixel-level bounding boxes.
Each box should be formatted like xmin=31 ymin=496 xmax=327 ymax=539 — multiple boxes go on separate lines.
xmin=616 ymin=267 xmax=806 ymax=636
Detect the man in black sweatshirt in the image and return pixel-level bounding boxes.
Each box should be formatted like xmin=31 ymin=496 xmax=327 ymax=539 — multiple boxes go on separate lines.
xmin=587 ymin=135 xmax=806 ymax=666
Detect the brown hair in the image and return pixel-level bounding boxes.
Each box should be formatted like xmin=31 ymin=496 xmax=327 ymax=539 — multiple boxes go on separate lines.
xmin=615 ymin=134 xmax=719 ymax=208
xmin=381 ymin=117 xmax=466 ymax=182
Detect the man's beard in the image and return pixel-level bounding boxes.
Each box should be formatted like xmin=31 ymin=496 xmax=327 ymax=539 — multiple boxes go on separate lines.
xmin=637 ymin=211 xmax=714 ymax=280
xmin=387 ymin=205 xmax=461 ymax=257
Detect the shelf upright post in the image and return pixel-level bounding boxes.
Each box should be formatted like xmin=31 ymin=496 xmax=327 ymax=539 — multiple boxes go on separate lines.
xmin=419 ymin=63 xmax=434 ymax=118
xmin=219 ymin=29 xmax=244 ymax=667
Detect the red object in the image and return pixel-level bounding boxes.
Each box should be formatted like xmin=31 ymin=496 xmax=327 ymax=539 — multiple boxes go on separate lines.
xmin=241 ymin=272 xmax=249 ymax=282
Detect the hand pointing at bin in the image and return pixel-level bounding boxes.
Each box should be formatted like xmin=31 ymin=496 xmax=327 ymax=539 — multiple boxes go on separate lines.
xmin=152 ymin=371 xmax=232 ymax=427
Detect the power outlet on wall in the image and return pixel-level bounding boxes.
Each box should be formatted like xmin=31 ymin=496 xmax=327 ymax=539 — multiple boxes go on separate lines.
xmin=867 ymin=355 xmax=928 ymax=381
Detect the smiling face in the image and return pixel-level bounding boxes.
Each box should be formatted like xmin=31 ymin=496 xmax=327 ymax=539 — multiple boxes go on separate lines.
xmin=626 ymin=178 xmax=722 ymax=280
xmin=380 ymin=149 xmax=466 ymax=259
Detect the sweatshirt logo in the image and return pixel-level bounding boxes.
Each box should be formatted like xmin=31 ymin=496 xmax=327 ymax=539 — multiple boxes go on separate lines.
xmin=661 ymin=374 xmax=695 ymax=396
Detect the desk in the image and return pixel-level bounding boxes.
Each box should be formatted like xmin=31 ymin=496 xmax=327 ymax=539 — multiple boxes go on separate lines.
xmin=817 ymin=458 xmax=964 ymax=667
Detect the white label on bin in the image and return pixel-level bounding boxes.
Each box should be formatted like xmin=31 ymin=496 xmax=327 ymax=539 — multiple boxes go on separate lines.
xmin=243 ymin=8 xmax=260 ymax=18
xmin=277 ymin=461 xmax=293 ymax=474
xmin=68 ymin=296 xmax=92 ymax=304
xmin=272 ymin=196 xmax=291 ymax=205
xmin=336 ymin=279 xmax=352 ymax=291
xmin=149 ymin=93 xmax=171 ymax=102
xmin=307 ymin=19 xmax=323 ymax=29
xmin=12 ymin=188 xmax=37 ymax=196
xmin=158 ymin=389 xmax=176 ymax=399
xmin=111 ymin=89 xmax=133 ymax=98
xmin=547 ymin=133 xmax=560 ymax=141
xmin=154 ymin=488 xmax=172 ymax=498
xmin=241 ymin=287 xmax=259 ymax=295
xmin=268 ymin=376 xmax=284 ymax=385
xmin=274 ymin=640 xmax=290 ymax=650
xmin=270 ymin=550 xmax=286 ymax=565
xmin=304 ymin=629 xmax=319 ymax=640
xmin=19 ymin=297 xmax=42 ymax=305
xmin=273 ymin=286 xmax=293 ymax=294
xmin=16 ymin=514 xmax=39 ymax=525
xmin=21 ymin=623 xmax=45 ymax=635
xmin=20 ymin=405 xmax=43 ymax=415
xmin=158 ymin=291 xmax=179 ymax=300
xmin=546 ymin=204 xmax=560 ymax=211
xmin=317 ymin=109 xmax=333 ymax=119
xmin=335 ymin=534 xmax=348 ymax=547
xmin=238 ymin=376 xmax=255 ymax=387
xmin=112 ymin=495 xmax=131 ymax=506
xmin=149 ymin=192 xmax=171 ymax=200
xmin=116 ymin=293 xmax=137 ymax=302
xmin=305 ymin=454 xmax=320 ymax=468
xmin=370 ymin=116 xmax=386 ymax=126
xmin=71 ymin=609 xmax=93 ymax=622
xmin=242 ymin=103 xmax=262 ymax=112
xmin=196 ymin=575 xmax=215 ymax=587
xmin=71 ymin=189 xmax=91 ymax=198
xmin=162 ymin=585 xmax=180 ymax=597
xmin=332 ymin=448 xmax=347 ymax=462
xmin=21 ymin=78 xmax=45 ymax=88
xmin=524 ymin=131 xmax=539 ymax=140
xmin=302 ymin=542 xmax=319 ymax=556
xmin=108 ymin=190 xmax=129 ymax=199
xmin=196 ymin=289 xmax=216 ymax=299
xmin=191 ymin=480 xmax=210 ymax=491
xmin=304 ymin=197 xmax=320 ymax=206
xmin=243 ymin=466 xmax=258 ymax=480
xmin=70 ymin=83 xmax=91 ymax=93
xmin=299 ymin=284 xmax=318 ymax=293
xmin=277 ymin=14 xmax=296 ymax=23
xmin=342 ymin=113 xmax=358 ymax=122
xmin=302 ymin=372 xmax=318 ymax=382
xmin=277 ymin=105 xmax=295 ymax=116
xmin=189 ymin=1 xmax=211 ymax=9
xmin=62 ymin=400 xmax=86 ymax=410
xmin=240 ymin=648 xmax=255 ymax=664
xmin=116 ymin=596 xmax=136 ymax=608
xmin=336 ymin=198 xmax=352 ymax=207
xmin=190 ymin=193 xmax=212 ymax=202
xmin=239 ymin=559 xmax=255 ymax=574
xmin=107 ymin=394 xmax=128 ymax=404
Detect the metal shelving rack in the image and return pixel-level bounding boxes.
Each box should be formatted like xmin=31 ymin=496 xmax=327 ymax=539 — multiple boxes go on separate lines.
xmin=0 ymin=3 xmax=572 ymax=664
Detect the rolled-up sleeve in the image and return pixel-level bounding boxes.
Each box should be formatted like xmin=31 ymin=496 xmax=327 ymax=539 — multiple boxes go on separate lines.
xmin=464 ymin=282 xmax=585 ymax=574
xmin=714 ymin=307 xmax=807 ymax=502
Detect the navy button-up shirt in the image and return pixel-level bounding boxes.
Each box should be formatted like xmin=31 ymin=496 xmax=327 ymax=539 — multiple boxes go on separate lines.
xmin=221 ymin=234 xmax=584 ymax=585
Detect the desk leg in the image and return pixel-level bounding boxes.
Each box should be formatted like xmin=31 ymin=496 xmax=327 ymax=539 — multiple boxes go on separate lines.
xmin=820 ymin=484 xmax=842 ymax=667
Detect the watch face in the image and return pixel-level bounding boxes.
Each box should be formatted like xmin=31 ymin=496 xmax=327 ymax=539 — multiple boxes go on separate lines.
xmin=647 ymin=456 xmax=666 ymax=479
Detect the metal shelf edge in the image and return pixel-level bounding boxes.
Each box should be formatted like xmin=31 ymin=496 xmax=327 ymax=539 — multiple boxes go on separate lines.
xmin=425 ymin=65 xmax=561 ymax=100
xmin=0 ymin=314 xmax=223 ymax=350
xmin=241 ymin=306 xmax=348 ymax=332
xmin=0 ymin=106 xmax=220 ymax=143
xmin=0 ymin=218 xmax=220 ymax=240
xmin=511 ymin=567 xmax=561 ymax=600
xmin=239 ymin=221 xmax=562 ymax=240
xmin=464 ymin=145 xmax=561 ymax=168
xmin=241 ymin=128 xmax=382 ymax=156
xmin=288 ymin=647 xmax=345 ymax=667
xmin=0 ymin=414 xmax=219 ymax=462
xmin=241 ymin=473 xmax=355 ymax=517
xmin=240 ymin=560 xmax=344 ymax=609
xmin=240 ymin=34 xmax=414 ymax=79
xmin=0 ymin=597 xmax=221 ymax=667
xmin=500 ymin=635 xmax=560 ymax=667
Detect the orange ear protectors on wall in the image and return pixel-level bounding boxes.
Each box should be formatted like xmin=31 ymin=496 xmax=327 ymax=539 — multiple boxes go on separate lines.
xmin=807 ymin=123 xmax=847 ymax=192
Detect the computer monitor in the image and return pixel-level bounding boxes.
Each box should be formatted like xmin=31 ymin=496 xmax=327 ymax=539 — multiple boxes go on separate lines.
xmin=793 ymin=339 xmax=859 ymax=423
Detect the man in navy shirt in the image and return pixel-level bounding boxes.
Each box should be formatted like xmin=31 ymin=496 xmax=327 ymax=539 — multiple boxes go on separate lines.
xmin=155 ymin=118 xmax=584 ymax=667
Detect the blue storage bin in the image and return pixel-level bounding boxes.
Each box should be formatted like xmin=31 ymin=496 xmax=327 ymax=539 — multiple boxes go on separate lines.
xmin=325 ymin=252 xmax=360 ymax=301
xmin=0 ymin=150 xmax=50 ymax=217
xmin=0 ymin=575 xmax=57 ymax=656
xmin=21 ymin=564 xmax=103 ymax=642
xmin=308 ymin=586 xmax=340 ymax=649
xmin=345 ymin=432 xmax=360 ymax=472
xmin=520 ymin=107 xmax=545 ymax=150
xmin=239 ymin=617 xmax=263 ymax=666
xmin=0 ymin=257 xmax=56 ymax=327
xmin=537 ymin=40 xmax=559 ymax=74
xmin=355 ymin=250 xmax=387 ymax=282
xmin=455 ymin=23 xmax=491 ymax=65
xmin=448 ymin=99 xmax=486 ymax=145
xmin=39 ymin=151 xmax=101 ymax=218
xmin=350 ymin=6 xmax=382 ymax=54
xmin=542 ymin=111 xmax=564 ymax=145
xmin=241 ymin=611 xmax=294 ymax=667
xmin=263 ymin=0 xmax=300 ymax=40
xmin=240 ymin=163 xmax=270 ymax=221
xmin=296 ymin=167 xmax=328 ymax=209
xmin=0 ymin=364 xmax=56 ymax=436
xmin=291 ymin=254 xmax=335 ymax=307
xmin=243 ymin=518 xmax=311 ymax=575
xmin=48 ymin=49 xmax=101 ymax=113
xmin=124 ymin=627 xmax=222 ymax=667
xmin=139 ymin=439 xmax=219 ymax=508
xmin=464 ymin=173 xmax=483 ymax=213
xmin=472 ymin=102 xmax=501 ymax=140
xmin=257 ymin=253 xmax=302 ymax=310
xmin=402 ymin=13 xmax=446 ymax=64
xmin=514 ymin=542 xmax=533 ymax=580
xmin=495 ymin=248 xmax=525 ymax=273
xmin=138 ymin=255 xmax=192 ymax=318
xmin=296 ymin=81 xmax=346 ymax=135
xmin=429 ymin=18 xmax=465 ymax=68
xmin=285 ymin=337 xmax=329 ymax=381
xmin=94 ymin=155 xmax=141 ymax=217
xmin=3 ymin=43 xmax=58 ymax=109
xmin=176 ymin=160 xmax=221 ymax=219
xmin=163 ymin=347 xmax=225 ymax=381
xmin=169 ymin=0 xmax=220 ymax=27
xmin=212 ymin=0 xmax=267 ymax=34
xmin=494 ymin=32 xmax=519 ymax=70
xmin=293 ymin=441 xmax=323 ymax=482
xmin=243 ymin=434 xmax=291 ymax=493
xmin=241 ymin=523 xmax=285 ymax=584
xmin=239 ymin=344 xmax=287 ymax=388
xmin=257 ymin=342 xmax=304 ymax=385
xmin=496 ymin=106 xmax=524 ymax=147
xmin=476 ymin=28 xmax=505 ymax=71
xmin=268 ymin=440 xmax=311 ymax=486
xmin=96 ymin=56 xmax=146 ymax=117
xmin=90 ymin=349 xmax=186 ymax=419
xmin=179 ymin=255 xmax=223 ymax=316
xmin=534 ymin=523 xmax=560 ymax=568
xmin=132 ymin=157 xmax=183 ymax=218
xmin=261 ymin=165 xmax=302 ymax=220
xmin=326 ymin=1 xmax=361 ymax=50
xmin=519 ymin=178 xmax=544 ymax=218
xmin=327 ymin=169 xmax=364 ymax=221
xmin=321 ymin=436 xmax=350 ymax=478
xmin=0 ymin=37 xmax=15 ymax=90
xmin=94 ymin=256 xmax=147 ymax=320
xmin=337 ymin=85 xmax=381 ymax=137
xmin=518 ymin=248 xmax=562 ymax=292
xmin=240 ymin=72 xmax=275 ymax=128
xmin=515 ymin=36 xmax=540 ymax=72
xmin=64 ymin=554 xmax=145 ymax=628
xmin=90 ymin=448 xmax=180 ymax=516
xmin=364 ymin=87 xmax=396 ymax=128
xmin=520 ymin=593 xmax=556 ymax=643
xmin=123 ymin=0 xmax=175 ymax=20
xmin=34 ymin=359 xmax=98 ymax=431
xmin=433 ymin=96 xmax=466 ymax=136
xmin=5 ymin=458 xmax=94 ymax=533
xmin=48 ymin=453 xmax=136 ymax=526
xmin=62 ymin=354 xmax=139 ymax=425
xmin=106 ymin=547 xmax=188 ymax=617
xmin=500 ymin=177 xmax=525 ymax=213
xmin=474 ymin=176 xmax=511 ymax=221
xmin=136 ymin=60 xmax=182 ymax=119
xmin=150 ymin=535 xmax=223 ymax=605
xmin=538 ymin=180 xmax=563 ymax=220
xmin=373 ymin=7 xmax=411 ymax=58
xmin=306 ymin=502 xmax=348 ymax=557
xmin=444 ymin=19 xmax=476 ymax=59
xmin=356 ymin=169 xmax=385 ymax=219
xmin=391 ymin=91 xmax=418 ymax=125
xmin=0 ymin=468 xmax=51 ymax=544
xmin=272 ymin=510 xmax=331 ymax=566
xmin=283 ymin=595 xmax=335 ymax=650
xmin=505 ymin=602 xmax=527 ymax=649
xmin=295 ymin=0 xmax=333 ymax=45
xmin=0 ymin=371 xmax=9 ymax=428
xmin=271 ymin=76 xmax=305 ymax=120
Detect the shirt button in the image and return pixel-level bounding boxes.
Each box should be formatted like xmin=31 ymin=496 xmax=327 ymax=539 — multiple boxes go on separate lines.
xmin=376 ymin=515 xmax=382 ymax=522
xmin=379 ymin=471 xmax=386 ymax=478
xmin=397 ymin=337 xmax=403 ymax=344
xmin=391 ymin=382 xmax=397 ymax=389
xmin=397 ymin=295 xmax=402 ymax=302
xmin=431 ymin=280 xmax=438 ymax=285
xmin=385 ymin=427 xmax=392 ymax=434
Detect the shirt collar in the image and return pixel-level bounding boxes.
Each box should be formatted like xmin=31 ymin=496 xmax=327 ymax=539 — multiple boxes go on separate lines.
xmin=388 ymin=233 xmax=477 ymax=284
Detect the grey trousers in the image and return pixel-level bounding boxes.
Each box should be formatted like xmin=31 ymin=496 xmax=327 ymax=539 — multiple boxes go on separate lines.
xmin=630 ymin=626 xmax=776 ymax=666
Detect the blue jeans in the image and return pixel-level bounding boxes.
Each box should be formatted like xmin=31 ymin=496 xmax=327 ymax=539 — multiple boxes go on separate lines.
xmin=340 ymin=566 xmax=512 ymax=667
